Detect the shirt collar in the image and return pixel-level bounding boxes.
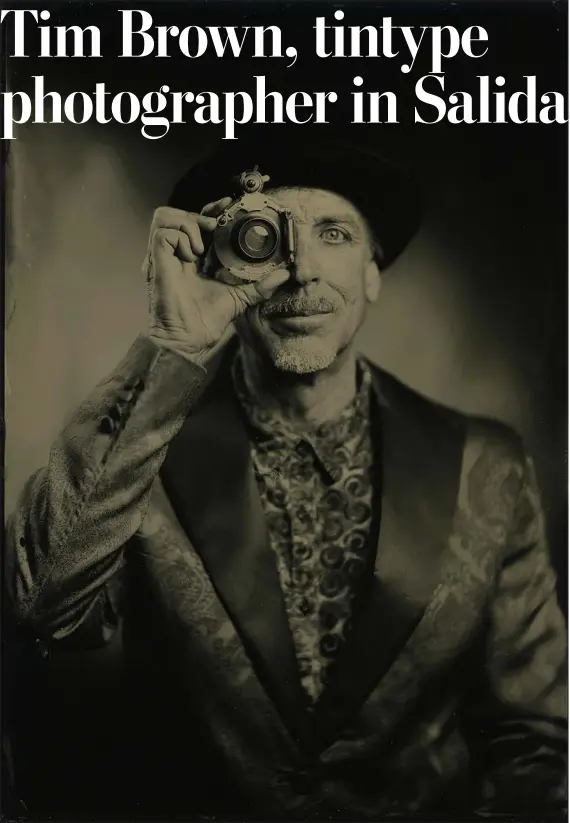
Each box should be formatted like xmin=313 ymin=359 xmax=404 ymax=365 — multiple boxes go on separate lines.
xmin=232 ymin=350 xmax=372 ymax=479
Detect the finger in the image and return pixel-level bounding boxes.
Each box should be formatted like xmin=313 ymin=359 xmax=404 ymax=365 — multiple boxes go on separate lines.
xmin=230 ymin=268 xmax=290 ymax=311
xmin=200 ymin=197 xmax=233 ymax=217
xmin=194 ymin=213 xmax=218 ymax=234
xmin=152 ymin=227 xmax=196 ymax=267
xmin=254 ymin=268 xmax=291 ymax=299
xmin=150 ymin=206 xmax=190 ymax=236
xmin=185 ymin=220 xmax=205 ymax=257
xmin=200 ymin=246 xmax=222 ymax=277
xmin=151 ymin=207 xmax=212 ymax=253
xmin=142 ymin=249 xmax=151 ymax=278
xmin=150 ymin=228 xmax=195 ymax=322
xmin=148 ymin=229 xmax=176 ymax=321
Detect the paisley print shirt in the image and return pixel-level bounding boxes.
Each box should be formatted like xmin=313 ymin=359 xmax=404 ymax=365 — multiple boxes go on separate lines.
xmin=232 ymin=354 xmax=376 ymax=704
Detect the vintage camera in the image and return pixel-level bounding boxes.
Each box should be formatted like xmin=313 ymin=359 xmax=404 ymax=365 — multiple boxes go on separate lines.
xmin=212 ymin=167 xmax=296 ymax=281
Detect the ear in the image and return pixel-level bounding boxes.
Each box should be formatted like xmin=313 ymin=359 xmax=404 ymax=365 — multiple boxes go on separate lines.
xmin=364 ymin=259 xmax=381 ymax=304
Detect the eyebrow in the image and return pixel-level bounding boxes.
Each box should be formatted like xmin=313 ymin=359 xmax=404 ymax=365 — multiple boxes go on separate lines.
xmin=311 ymin=214 xmax=365 ymax=231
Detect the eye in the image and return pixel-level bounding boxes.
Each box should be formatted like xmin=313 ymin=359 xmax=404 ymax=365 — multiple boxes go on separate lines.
xmin=320 ymin=226 xmax=352 ymax=245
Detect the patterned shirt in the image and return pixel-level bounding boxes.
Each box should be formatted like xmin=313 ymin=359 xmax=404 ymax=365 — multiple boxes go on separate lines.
xmin=232 ymin=353 xmax=376 ymax=704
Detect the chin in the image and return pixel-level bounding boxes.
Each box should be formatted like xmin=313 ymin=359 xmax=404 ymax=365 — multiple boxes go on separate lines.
xmin=266 ymin=338 xmax=340 ymax=374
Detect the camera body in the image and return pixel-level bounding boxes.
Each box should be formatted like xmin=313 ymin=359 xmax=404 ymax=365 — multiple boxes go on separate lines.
xmin=212 ymin=167 xmax=296 ymax=282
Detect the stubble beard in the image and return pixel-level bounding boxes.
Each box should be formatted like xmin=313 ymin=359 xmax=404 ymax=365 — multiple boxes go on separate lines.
xmin=267 ymin=335 xmax=341 ymax=374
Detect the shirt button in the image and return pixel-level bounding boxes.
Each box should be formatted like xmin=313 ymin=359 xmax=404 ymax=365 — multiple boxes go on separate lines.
xmin=99 ymin=415 xmax=116 ymax=434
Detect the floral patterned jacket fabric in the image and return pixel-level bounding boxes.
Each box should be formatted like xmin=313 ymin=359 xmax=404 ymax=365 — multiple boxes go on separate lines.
xmin=5 ymin=336 xmax=567 ymax=820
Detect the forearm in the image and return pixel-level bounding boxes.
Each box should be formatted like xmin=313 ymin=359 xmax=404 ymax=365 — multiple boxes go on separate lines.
xmin=5 ymin=335 xmax=208 ymax=638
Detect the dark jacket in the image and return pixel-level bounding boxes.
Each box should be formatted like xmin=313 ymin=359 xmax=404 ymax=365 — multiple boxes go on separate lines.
xmin=6 ymin=336 xmax=567 ymax=820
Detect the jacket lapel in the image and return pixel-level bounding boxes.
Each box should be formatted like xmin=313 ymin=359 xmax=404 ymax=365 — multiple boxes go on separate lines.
xmin=310 ymin=367 xmax=466 ymax=752
xmin=160 ymin=351 xmax=311 ymax=746
xmin=160 ymin=349 xmax=466 ymax=753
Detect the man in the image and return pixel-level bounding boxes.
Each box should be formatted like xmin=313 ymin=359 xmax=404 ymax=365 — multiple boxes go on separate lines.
xmin=6 ymin=136 xmax=567 ymax=820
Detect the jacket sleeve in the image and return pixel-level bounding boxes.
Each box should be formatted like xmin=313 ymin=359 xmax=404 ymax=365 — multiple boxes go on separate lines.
xmin=5 ymin=335 xmax=208 ymax=648
xmin=469 ymin=449 xmax=567 ymax=815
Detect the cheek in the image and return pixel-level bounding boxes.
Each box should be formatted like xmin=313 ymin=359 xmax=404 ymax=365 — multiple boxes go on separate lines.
xmin=321 ymin=247 xmax=369 ymax=301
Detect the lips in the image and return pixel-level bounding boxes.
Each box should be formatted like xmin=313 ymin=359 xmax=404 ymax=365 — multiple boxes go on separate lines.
xmin=269 ymin=309 xmax=331 ymax=318
xmin=260 ymin=295 xmax=338 ymax=332
xmin=262 ymin=300 xmax=337 ymax=318
xmin=267 ymin=311 xmax=333 ymax=334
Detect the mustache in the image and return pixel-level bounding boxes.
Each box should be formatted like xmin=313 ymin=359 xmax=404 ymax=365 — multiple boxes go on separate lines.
xmin=260 ymin=292 xmax=340 ymax=317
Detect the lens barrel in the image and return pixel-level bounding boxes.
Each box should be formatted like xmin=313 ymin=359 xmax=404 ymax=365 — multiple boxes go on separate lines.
xmin=234 ymin=215 xmax=280 ymax=262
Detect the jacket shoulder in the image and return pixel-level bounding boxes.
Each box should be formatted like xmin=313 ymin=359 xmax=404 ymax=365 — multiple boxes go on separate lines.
xmin=366 ymin=359 xmax=526 ymax=464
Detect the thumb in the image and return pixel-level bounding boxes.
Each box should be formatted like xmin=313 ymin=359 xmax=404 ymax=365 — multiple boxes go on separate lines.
xmin=230 ymin=268 xmax=290 ymax=310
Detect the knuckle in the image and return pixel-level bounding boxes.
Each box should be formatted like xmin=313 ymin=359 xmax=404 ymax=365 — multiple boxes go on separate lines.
xmin=153 ymin=206 xmax=169 ymax=222
xmin=179 ymin=216 xmax=199 ymax=237
xmin=174 ymin=209 xmax=196 ymax=227
xmin=153 ymin=228 xmax=174 ymax=249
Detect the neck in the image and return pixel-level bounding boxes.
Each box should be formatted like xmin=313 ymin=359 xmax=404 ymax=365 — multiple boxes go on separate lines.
xmin=239 ymin=344 xmax=359 ymax=428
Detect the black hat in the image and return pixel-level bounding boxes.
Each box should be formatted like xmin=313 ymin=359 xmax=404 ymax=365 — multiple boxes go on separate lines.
xmin=168 ymin=133 xmax=422 ymax=269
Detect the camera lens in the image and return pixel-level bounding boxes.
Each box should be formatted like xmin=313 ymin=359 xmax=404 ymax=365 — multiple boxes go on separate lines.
xmin=236 ymin=217 xmax=279 ymax=261
xmin=245 ymin=225 xmax=270 ymax=251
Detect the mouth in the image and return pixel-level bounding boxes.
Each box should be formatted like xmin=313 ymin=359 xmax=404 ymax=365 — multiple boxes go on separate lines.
xmin=265 ymin=311 xmax=334 ymax=334
xmin=270 ymin=308 xmax=332 ymax=318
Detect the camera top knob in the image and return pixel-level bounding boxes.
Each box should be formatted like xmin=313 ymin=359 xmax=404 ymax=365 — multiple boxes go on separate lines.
xmin=236 ymin=166 xmax=271 ymax=195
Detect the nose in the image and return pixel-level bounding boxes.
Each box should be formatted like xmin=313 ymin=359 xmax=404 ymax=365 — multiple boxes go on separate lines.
xmin=289 ymin=235 xmax=321 ymax=286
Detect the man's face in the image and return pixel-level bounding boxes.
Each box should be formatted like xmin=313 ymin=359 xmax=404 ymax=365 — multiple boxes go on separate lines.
xmin=234 ymin=187 xmax=381 ymax=374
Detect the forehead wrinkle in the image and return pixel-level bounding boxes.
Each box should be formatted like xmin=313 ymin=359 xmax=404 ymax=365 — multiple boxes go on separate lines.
xmin=270 ymin=186 xmax=368 ymax=233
